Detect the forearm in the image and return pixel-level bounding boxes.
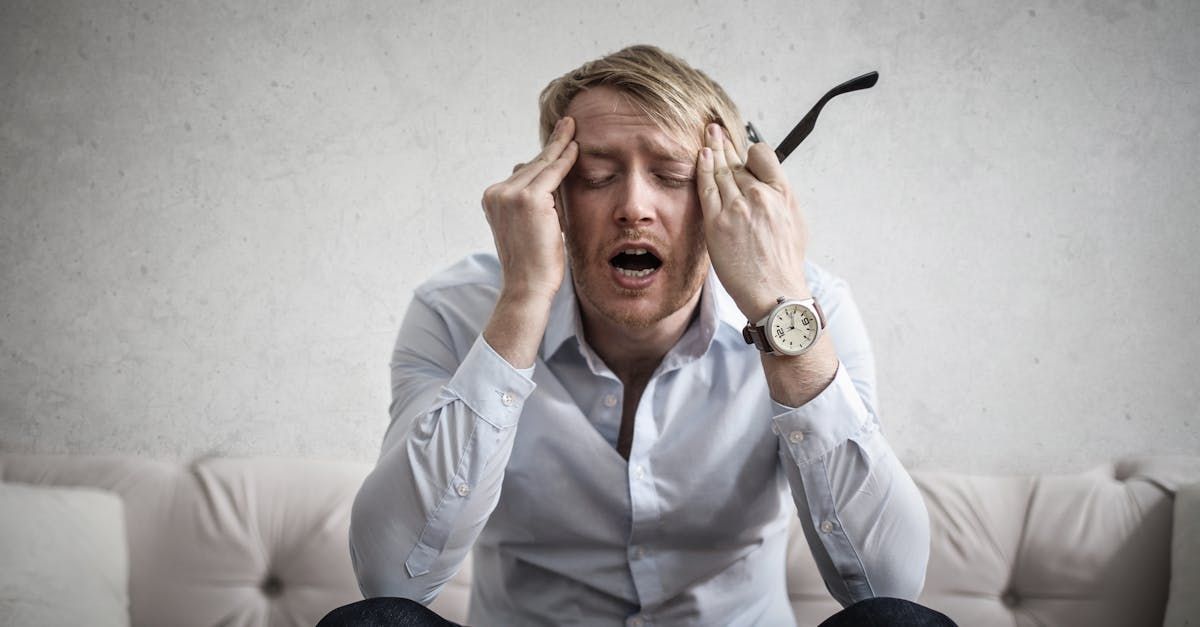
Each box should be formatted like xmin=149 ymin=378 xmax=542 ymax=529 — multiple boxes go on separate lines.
xmin=774 ymin=366 xmax=930 ymax=606
xmin=355 ymin=113 xmax=574 ymax=600
xmin=760 ymin=334 xmax=839 ymax=407
xmin=482 ymin=287 xmax=555 ymax=369
xmin=351 ymin=401 xmax=521 ymax=601
xmin=350 ymin=293 xmax=542 ymax=602
xmin=764 ymin=271 xmax=928 ymax=604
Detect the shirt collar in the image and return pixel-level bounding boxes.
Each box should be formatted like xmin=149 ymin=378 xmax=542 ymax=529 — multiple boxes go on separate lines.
xmin=708 ymin=267 xmax=749 ymax=332
xmin=538 ymin=265 xmax=746 ymax=362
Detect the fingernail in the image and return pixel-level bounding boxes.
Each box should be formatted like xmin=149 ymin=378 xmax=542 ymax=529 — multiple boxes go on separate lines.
xmin=701 ymin=147 xmax=712 ymax=162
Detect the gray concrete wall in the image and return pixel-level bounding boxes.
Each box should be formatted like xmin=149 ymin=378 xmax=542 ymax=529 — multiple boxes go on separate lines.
xmin=2 ymin=0 xmax=1197 ymax=472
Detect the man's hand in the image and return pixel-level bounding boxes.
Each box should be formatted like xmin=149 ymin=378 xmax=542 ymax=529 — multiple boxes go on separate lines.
xmin=696 ymin=123 xmax=837 ymax=406
xmin=482 ymin=117 xmax=578 ymax=302
xmin=480 ymin=117 xmax=578 ymax=369
xmin=695 ymin=123 xmax=810 ymax=322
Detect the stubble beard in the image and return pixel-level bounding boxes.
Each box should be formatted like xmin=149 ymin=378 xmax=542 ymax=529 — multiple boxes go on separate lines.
xmin=566 ymin=225 xmax=709 ymax=331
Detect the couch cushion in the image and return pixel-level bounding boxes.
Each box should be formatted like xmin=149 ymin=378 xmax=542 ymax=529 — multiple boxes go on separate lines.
xmin=787 ymin=456 xmax=1200 ymax=626
xmin=0 ymin=483 xmax=130 ymax=627
xmin=920 ymin=463 xmax=1178 ymax=626
xmin=1165 ymin=481 xmax=1200 ymax=627
xmin=6 ymin=454 xmax=1197 ymax=626
xmin=1 ymin=454 xmax=372 ymax=627
xmin=145 ymin=457 xmax=371 ymax=627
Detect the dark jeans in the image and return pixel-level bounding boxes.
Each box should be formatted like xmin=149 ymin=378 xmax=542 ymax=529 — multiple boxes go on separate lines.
xmin=318 ymin=597 xmax=462 ymax=626
xmin=317 ymin=596 xmax=958 ymax=626
xmin=817 ymin=597 xmax=957 ymax=626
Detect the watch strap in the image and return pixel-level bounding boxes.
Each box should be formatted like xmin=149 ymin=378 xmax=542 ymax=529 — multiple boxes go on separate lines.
xmin=811 ymin=298 xmax=826 ymax=328
xmin=742 ymin=323 xmax=772 ymax=352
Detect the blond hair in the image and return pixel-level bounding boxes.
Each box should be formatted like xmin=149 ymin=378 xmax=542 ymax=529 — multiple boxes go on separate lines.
xmin=537 ymin=45 xmax=747 ymax=155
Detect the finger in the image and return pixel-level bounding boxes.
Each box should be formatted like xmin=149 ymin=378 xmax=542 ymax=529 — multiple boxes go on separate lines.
xmin=744 ymin=142 xmax=787 ymax=192
xmin=528 ymin=140 xmax=578 ymax=194
xmin=509 ymin=117 xmax=575 ymax=187
xmin=719 ymin=128 xmax=761 ymax=191
xmin=705 ymin=123 xmax=743 ymax=205
xmin=695 ymin=146 xmax=721 ymax=221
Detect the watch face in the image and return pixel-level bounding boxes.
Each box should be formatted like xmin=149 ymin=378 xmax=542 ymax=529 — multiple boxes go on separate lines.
xmin=769 ymin=303 xmax=819 ymax=355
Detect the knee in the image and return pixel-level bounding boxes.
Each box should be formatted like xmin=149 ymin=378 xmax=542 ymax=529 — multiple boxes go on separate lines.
xmin=317 ymin=596 xmax=428 ymax=627
xmin=821 ymin=597 xmax=958 ymax=627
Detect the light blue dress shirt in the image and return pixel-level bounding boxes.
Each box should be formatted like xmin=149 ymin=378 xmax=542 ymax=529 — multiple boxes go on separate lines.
xmin=350 ymin=253 xmax=929 ymax=626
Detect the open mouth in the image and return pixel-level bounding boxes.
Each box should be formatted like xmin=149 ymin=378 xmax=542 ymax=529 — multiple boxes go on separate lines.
xmin=609 ymin=248 xmax=663 ymax=278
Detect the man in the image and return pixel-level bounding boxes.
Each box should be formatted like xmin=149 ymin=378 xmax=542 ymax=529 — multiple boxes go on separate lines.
xmin=331 ymin=45 xmax=950 ymax=626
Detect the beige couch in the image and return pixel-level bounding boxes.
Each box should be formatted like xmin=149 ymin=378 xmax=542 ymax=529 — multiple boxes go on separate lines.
xmin=1 ymin=454 xmax=1197 ymax=626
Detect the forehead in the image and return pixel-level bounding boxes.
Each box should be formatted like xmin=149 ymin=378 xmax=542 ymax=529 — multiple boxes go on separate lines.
xmin=565 ymin=86 xmax=696 ymax=163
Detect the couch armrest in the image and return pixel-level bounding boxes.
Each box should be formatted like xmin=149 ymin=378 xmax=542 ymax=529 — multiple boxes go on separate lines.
xmin=1165 ymin=482 xmax=1200 ymax=627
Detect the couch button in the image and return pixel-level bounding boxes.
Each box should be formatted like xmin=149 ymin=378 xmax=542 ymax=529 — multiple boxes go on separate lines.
xmin=261 ymin=574 xmax=283 ymax=598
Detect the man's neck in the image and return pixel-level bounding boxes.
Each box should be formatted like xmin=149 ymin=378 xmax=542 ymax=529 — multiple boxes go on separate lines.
xmin=579 ymin=289 xmax=703 ymax=387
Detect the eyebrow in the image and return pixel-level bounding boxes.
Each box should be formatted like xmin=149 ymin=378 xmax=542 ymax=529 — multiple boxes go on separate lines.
xmin=579 ymin=136 xmax=694 ymax=165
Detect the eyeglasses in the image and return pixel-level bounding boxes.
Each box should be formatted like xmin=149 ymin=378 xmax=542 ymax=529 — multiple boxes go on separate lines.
xmin=745 ymin=71 xmax=879 ymax=163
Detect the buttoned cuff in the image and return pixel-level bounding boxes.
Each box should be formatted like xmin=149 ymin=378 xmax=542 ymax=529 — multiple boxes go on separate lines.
xmin=443 ymin=335 xmax=537 ymax=430
xmin=771 ymin=363 xmax=873 ymax=465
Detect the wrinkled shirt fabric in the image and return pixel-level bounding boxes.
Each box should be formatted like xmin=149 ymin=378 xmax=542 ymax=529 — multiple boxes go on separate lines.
xmin=350 ymin=253 xmax=929 ymax=626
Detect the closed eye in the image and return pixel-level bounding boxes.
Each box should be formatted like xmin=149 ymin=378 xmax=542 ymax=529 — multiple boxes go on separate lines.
xmin=575 ymin=173 xmax=693 ymax=189
xmin=657 ymin=174 xmax=693 ymax=188
xmin=582 ymin=175 xmax=614 ymax=188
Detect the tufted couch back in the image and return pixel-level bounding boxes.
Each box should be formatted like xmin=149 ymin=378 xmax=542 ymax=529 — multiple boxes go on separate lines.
xmin=1 ymin=454 xmax=1196 ymax=626
xmin=788 ymin=457 xmax=1198 ymax=626
xmin=1 ymin=455 xmax=366 ymax=627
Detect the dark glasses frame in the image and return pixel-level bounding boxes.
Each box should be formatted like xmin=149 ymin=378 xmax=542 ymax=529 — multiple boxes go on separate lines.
xmin=746 ymin=71 xmax=879 ymax=163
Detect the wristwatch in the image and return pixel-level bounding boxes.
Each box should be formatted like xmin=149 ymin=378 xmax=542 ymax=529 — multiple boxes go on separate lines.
xmin=743 ymin=296 xmax=826 ymax=356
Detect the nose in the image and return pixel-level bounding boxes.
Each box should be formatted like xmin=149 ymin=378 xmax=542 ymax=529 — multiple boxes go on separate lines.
xmin=612 ymin=172 xmax=656 ymax=226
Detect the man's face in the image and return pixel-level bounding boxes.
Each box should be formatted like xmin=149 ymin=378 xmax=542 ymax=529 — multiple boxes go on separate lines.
xmin=559 ymin=86 xmax=709 ymax=331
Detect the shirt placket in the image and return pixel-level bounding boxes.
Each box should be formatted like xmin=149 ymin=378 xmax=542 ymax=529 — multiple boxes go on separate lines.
xmin=625 ymin=376 xmax=665 ymax=619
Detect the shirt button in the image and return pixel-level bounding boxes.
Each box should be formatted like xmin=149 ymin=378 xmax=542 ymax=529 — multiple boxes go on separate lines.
xmin=500 ymin=392 xmax=515 ymax=407
xmin=634 ymin=464 xmax=645 ymax=480
xmin=603 ymin=393 xmax=618 ymax=407
xmin=820 ymin=520 xmax=835 ymax=533
xmin=788 ymin=431 xmax=805 ymax=443
xmin=455 ymin=483 xmax=471 ymax=497
xmin=627 ymin=616 xmax=644 ymax=627
xmin=633 ymin=546 xmax=646 ymax=559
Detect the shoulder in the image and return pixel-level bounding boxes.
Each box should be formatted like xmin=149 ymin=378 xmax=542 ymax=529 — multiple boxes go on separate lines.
xmin=411 ymin=252 xmax=504 ymax=326
xmin=414 ymin=252 xmax=503 ymax=299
